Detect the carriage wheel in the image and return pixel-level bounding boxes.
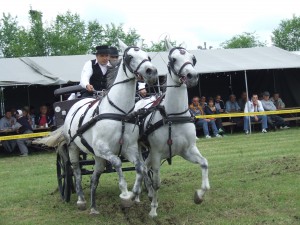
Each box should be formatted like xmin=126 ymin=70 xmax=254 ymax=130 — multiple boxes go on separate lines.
xmin=56 ymin=146 xmax=72 ymax=202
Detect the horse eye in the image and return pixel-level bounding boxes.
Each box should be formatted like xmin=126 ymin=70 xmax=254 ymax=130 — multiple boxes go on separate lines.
xmin=172 ymin=58 xmax=176 ymax=63
xmin=148 ymin=56 xmax=151 ymax=61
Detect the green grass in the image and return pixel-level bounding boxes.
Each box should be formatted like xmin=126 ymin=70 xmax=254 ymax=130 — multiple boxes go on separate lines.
xmin=0 ymin=128 xmax=300 ymax=225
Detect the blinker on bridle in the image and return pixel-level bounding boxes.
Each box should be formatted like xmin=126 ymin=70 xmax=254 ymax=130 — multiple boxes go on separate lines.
xmin=122 ymin=46 xmax=151 ymax=78
xmin=168 ymin=47 xmax=197 ymax=82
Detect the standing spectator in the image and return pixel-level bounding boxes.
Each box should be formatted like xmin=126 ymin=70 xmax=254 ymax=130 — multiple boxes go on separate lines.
xmin=244 ymin=94 xmax=268 ymax=134
xmin=0 ymin=110 xmax=17 ymax=153
xmin=225 ymin=94 xmax=241 ymax=112
xmin=204 ymin=98 xmax=224 ymax=134
xmin=35 ymin=105 xmax=53 ymax=127
xmin=238 ymin=91 xmax=248 ymax=111
xmin=214 ymin=94 xmax=225 ymax=113
xmin=189 ymin=96 xmax=222 ymax=138
xmin=261 ymin=91 xmax=289 ymax=129
xmin=270 ymin=93 xmax=285 ymax=109
xmin=15 ymin=109 xmax=33 ymax=156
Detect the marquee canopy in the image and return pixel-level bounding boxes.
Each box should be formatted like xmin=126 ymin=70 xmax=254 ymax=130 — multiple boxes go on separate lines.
xmin=1 ymin=46 xmax=300 ymax=86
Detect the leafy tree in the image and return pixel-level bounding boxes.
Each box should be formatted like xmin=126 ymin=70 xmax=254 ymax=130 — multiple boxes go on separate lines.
xmin=0 ymin=13 xmax=27 ymax=57
xmin=45 ymin=11 xmax=88 ymax=56
xmin=220 ymin=32 xmax=266 ymax=49
xmin=272 ymin=15 xmax=300 ymax=51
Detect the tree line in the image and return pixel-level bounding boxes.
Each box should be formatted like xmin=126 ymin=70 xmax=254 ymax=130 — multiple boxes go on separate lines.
xmin=0 ymin=10 xmax=299 ymax=58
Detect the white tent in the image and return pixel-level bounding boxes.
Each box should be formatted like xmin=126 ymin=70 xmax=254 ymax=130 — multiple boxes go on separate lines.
xmin=1 ymin=46 xmax=300 ymax=86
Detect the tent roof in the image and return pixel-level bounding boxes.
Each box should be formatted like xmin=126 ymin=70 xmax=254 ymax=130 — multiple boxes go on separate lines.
xmin=1 ymin=46 xmax=300 ymax=86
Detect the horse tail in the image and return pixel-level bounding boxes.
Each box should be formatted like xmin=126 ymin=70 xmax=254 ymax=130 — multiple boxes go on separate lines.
xmin=33 ymin=126 xmax=66 ymax=147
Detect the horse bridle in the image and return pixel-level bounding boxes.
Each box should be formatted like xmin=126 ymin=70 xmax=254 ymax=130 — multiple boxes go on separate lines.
xmin=122 ymin=46 xmax=151 ymax=78
xmin=168 ymin=47 xmax=197 ymax=84
xmin=106 ymin=46 xmax=152 ymax=115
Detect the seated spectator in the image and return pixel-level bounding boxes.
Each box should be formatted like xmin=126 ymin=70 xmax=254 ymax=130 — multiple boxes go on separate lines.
xmin=204 ymin=98 xmax=225 ymax=134
xmin=0 ymin=109 xmax=17 ymax=153
xmin=200 ymin=96 xmax=207 ymax=108
xmin=214 ymin=94 xmax=225 ymax=113
xmin=15 ymin=109 xmax=33 ymax=156
xmin=244 ymin=94 xmax=268 ymax=134
xmin=238 ymin=91 xmax=248 ymax=111
xmin=270 ymin=92 xmax=285 ymax=109
xmin=35 ymin=105 xmax=53 ymax=127
xmin=261 ymin=91 xmax=289 ymax=129
xmin=225 ymin=94 xmax=241 ymax=113
xmin=189 ymin=96 xmax=222 ymax=139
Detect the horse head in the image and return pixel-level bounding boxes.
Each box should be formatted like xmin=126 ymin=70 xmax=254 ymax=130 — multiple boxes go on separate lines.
xmin=165 ymin=39 xmax=198 ymax=88
xmin=118 ymin=39 xmax=158 ymax=85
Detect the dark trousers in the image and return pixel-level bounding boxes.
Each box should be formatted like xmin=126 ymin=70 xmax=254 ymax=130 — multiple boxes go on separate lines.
xmin=267 ymin=115 xmax=287 ymax=128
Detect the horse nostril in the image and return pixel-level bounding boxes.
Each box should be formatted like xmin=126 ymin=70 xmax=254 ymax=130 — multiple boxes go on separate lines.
xmin=187 ymin=73 xmax=192 ymax=79
xmin=146 ymin=68 xmax=152 ymax=74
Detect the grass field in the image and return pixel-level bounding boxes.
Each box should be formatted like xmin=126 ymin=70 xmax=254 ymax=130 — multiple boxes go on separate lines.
xmin=0 ymin=128 xmax=299 ymax=225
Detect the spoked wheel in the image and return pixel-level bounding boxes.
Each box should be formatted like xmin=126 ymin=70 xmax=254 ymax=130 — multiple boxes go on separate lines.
xmin=56 ymin=145 xmax=72 ymax=202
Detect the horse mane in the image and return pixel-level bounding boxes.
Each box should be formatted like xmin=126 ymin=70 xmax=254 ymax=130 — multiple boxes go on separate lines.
xmin=107 ymin=60 xmax=122 ymax=89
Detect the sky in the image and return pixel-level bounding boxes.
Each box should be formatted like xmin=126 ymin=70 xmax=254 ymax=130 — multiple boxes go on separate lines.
xmin=1 ymin=0 xmax=299 ymax=50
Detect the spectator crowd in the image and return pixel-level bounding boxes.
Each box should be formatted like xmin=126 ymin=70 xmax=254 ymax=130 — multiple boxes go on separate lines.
xmin=0 ymin=104 xmax=55 ymax=156
xmin=189 ymin=91 xmax=290 ymax=138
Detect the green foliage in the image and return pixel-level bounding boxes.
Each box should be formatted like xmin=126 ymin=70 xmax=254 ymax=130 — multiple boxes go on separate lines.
xmin=220 ymin=32 xmax=266 ymax=49
xmin=144 ymin=40 xmax=178 ymax=52
xmin=272 ymin=15 xmax=300 ymax=51
xmin=0 ymin=10 xmax=141 ymax=57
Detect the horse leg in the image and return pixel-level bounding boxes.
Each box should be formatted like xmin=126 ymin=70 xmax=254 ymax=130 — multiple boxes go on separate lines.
xmin=143 ymin=155 xmax=154 ymax=200
xmin=90 ymin=156 xmax=106 ymax=215
xmin=68 ymin=143 xmax=86 ymax=210
xmin=123 ymin=147 xmax=144 ymax=203
xmin=181 ymin=145 xmax=210 ymax=204
xmin=108 ymin=154 xmax=134 ymax=206
xmin=148 ymin=153 xmax=161 ymax=218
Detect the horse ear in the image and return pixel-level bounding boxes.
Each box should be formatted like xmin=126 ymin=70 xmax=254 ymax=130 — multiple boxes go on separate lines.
xmin=118 ymin=39 xmax=128 ymax=54
xmin=164 ymin=37 xmax=173 ymax=51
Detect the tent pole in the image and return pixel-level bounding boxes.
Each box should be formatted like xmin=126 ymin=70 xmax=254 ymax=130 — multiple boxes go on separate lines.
xmin=244 ymin=70 xmax=251 ymax=134
xmin=0 ymin=87 xmax=5 ymax=115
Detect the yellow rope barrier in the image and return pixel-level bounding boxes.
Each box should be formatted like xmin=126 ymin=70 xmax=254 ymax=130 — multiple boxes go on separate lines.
xmin=0 ymin=132 xmax=51 ymax=141
xmin=195 ymin=109 xmax=300 ymax=119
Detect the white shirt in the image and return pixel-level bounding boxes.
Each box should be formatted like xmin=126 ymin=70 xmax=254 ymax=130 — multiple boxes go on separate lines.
xmin=244 ymin=100 xmax=265 ymax=116
xmin=79 ymin=60 xmax=110 ymax=89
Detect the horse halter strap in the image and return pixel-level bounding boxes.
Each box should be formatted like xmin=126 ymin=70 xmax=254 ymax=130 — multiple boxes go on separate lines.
xmin=122 ymin=46 xmax=151 ymax=78
xmin=168 ymin=47 xmax=197 ymax=83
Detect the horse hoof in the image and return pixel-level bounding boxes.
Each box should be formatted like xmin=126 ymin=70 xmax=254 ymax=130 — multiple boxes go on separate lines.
xmin=149 ymin=211 xmax=157 ymax=218
xmin=194 ymin=191 xmax=204 ymax=204
xmin=90 ymin=208 xmax=100 ymax=215
xmin=77 ymin=201 xmax=87 ymax=210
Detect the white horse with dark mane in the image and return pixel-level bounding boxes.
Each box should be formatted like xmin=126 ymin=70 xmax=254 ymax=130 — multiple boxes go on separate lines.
xmin=135 ymin=40 xmax=210 ymax=217
xmin=35 ymin=40 xmax=158 ymax=214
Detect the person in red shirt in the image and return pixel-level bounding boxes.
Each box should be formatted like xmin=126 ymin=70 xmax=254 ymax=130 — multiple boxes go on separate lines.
xmin=35 ymin=105 xmax=53 ymax=127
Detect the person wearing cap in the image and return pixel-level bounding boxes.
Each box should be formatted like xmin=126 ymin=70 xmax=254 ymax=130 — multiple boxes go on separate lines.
xmin=15 ymin=109 xmax=33 ymax=156
xmin=0 ymin=109 xmax=17 ymax=153
xmin=109 ymin=46 xmax=121 ymax=67
xmin=244 ymin=93 xmax=268 ymax=134
xmin=80 ymin=45 xmax=111 ymax=97
xmin=261 ymin=91 xmax=289 ymax=129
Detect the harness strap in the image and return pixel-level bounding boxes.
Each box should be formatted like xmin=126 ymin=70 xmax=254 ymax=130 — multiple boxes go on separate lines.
xmin=107 ymin=94 xmax=135 ymax=115
xmin=68 ymin=100 xmax=94 ymax=140
xmin=69 ymin=113 xmax=135 ymax=154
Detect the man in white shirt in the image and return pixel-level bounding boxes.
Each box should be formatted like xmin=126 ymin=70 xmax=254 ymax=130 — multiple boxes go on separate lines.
xmin=244 ymin=94 xmax=268 ymax=134
xmin=80 ymin=45 xmax=110 ymax=97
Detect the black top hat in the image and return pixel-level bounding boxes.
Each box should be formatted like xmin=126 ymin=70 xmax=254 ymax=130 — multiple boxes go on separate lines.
xmin=94 ymin=45 xmax=110 ymax=55
xmin=109 ymin=47 xmax=119 ymax=56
